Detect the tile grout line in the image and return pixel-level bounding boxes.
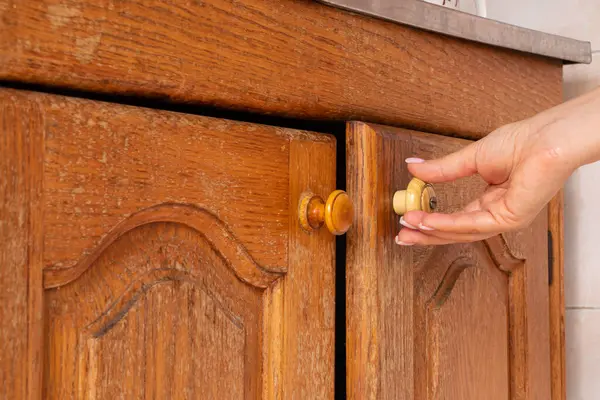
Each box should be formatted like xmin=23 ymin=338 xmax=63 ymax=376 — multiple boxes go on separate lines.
xmin=566 ymin=306 xmax=600 ymax=310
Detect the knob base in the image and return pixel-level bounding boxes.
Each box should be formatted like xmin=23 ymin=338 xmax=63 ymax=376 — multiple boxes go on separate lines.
xmin=299 ymin=193 xmax=325 ymax=231
xmin=298 ymin=191 xmax=353 ymax=235
xmin=393 ymin=190 xmax=408 ymax=215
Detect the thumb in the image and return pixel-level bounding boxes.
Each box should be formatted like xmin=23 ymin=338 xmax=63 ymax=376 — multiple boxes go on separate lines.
xmin=406 ymin=142 xmax=479 ymax=183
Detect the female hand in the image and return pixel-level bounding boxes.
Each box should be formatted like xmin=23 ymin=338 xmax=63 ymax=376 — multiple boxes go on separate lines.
xmin=396 ymin=86 xmax=600 ymax=246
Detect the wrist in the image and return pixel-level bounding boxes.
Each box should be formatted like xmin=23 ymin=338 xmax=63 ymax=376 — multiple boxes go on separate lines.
xmin=533 ymin=86 xmax=600 ymax=170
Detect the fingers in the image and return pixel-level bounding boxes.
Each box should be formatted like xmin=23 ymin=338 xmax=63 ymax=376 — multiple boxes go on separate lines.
xmin=395 ymin=228 xmax=493 ymax=246
xmin=400 ymin=209 xmax=520 ymax=235
xmin=406 ymin=142 xmax=479 ymax=183
xmin=396 ymin=213 xmax=495 ymax=246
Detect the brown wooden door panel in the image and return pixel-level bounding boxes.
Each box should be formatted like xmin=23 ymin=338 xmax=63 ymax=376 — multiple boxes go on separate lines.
xmin=45 ymin=221 xmax=267 ymax=399
xmin=0 ymin=88 xmax=336 ymax=399
xmin=346 ymin=122 xmax=551 ymax=400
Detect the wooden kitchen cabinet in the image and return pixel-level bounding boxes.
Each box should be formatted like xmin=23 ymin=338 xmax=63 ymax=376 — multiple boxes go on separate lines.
xmin=1 ymin=89 xmax=337 ymax=399
xmin=0 ymin=0 xmax=588 ymax=399
xmin=346 ymin=123 xmax=551 ymax=399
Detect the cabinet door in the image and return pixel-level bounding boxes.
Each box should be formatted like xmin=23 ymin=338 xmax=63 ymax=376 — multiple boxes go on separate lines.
xmin=346 ymin=122 xmax=551 ymax=400
xmin=0 ymin=88 xmax=336 ymax=399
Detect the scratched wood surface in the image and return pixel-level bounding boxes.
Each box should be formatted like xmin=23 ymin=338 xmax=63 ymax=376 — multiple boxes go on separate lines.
xmin=0 ymin=88 xmax=336 ymax=399
xmin=346 ymin=122 xmax=551 ymax=400
xmin=0 ymin=0 xmax=562 ymax=138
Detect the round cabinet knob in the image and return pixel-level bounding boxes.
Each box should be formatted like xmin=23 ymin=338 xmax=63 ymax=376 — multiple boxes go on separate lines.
xmin=299 ymin=190 xmax=354 ymax=235
xmin=393 ymin=178 xmax=438 ymax=216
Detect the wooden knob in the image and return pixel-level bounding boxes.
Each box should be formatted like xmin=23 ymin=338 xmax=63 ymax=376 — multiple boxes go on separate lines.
xmin=299 ymin=190 xmax=354 ymax=235
xmin=393 ymin=178 xmax=437 ymax=215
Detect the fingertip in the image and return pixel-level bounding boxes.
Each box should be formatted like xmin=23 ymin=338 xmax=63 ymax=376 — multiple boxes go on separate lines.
xmin=401 ymin=210 xmax=427 ymax=227
xmin=395 ymin=235 xmax=414 ymax=246
xmin=397 ymin=227 xmax=440 ymax=246
xmin=411 ymin=212 xmax=457 ymax=232
xmin=405 ymin=157 xmax=425 ymax=164
xmin=399 ymin=216 xmax=418 ymax=229
xmin=405 ymin=162 xmax=423 ymax=176
xmin=406 ymin=160 xmax=446 ymax=184
xmin=396 ymin=228 xmax=418 ymax=245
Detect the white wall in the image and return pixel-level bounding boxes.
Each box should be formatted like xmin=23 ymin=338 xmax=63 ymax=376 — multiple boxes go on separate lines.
xmin=484 ymin=1 xmax=600 ymax=399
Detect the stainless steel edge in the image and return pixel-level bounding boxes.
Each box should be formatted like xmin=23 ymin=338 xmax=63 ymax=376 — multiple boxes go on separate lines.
xmin=317 ymin=0 xmax=592 ymax=64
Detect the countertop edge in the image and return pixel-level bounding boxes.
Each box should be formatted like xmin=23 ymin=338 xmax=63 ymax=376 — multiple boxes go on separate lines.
xmin=318 ymin=0 xmax=592 ymax=64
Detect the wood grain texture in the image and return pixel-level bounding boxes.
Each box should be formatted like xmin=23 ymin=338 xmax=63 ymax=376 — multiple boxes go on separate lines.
xmin=549 ymin=193 xmax=565 ymax=400
xmin=0 ymin=91 xmax=44 ymax=400
xmin=284 ymin=138 xmax=336 ymax=399
xmin=346 ymin=122 xmax=551 ymax=400
xmin=35 ymin=90 xmax=326 ymax=286
xmin=44 ymin=222 xmax=266 ymax=399
xmin=0 ymin=88 xmax=336 ymax=399
xmin=416 ymin=248 xmax=509 ymax=399
xmin=0 ymin=0 xmax=562 ymax=138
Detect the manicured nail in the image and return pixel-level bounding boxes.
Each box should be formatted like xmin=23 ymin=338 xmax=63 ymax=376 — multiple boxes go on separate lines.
xmin=395 ymin=236 xmax=414 ymax=246
xmin=418 ymin=223 xmax=434 ymax=231
xmin=405 ymin=157 xmax=425 ymax=164
xmin=399 ymin=217 xmax=417 ymax=229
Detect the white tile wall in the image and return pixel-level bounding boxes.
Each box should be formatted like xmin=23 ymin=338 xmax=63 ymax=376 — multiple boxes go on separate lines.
xmin=564 ymin=53 xmax=600 ymax=100
xmin=485 ymin=1 xmax=600 ymax=398
xmin=566 ymin=310 xmax=600 ymax=400
xmin=565 ymin=153 xmax=600 ymax=308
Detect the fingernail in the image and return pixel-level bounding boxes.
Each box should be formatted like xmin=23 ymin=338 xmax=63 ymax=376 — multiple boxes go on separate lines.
xmin=405 ymin=157 xmax=425 ymax=164
xmin=395 ymin=236 xmax=414 ymax=246
xmin=399 ymin=217 xmax=417 ymax=229
xmin=418 ymin=223 xmax=434 ymax=231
